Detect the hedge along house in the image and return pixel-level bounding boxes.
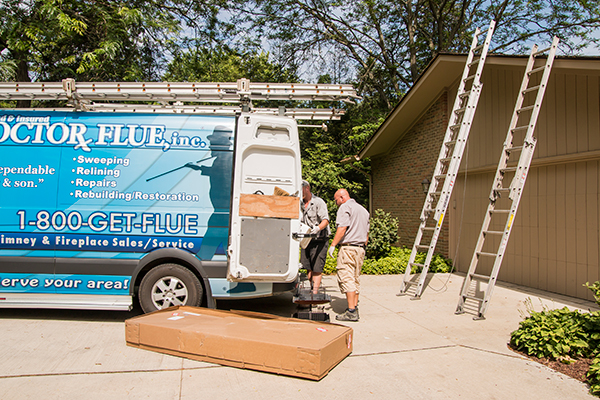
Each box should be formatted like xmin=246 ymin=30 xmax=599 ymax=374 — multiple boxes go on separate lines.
xmin=358 ymin=53 xmax=600 ymax=302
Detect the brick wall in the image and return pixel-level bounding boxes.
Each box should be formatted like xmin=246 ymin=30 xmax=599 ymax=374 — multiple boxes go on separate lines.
xmin=371 ymin=91 xmax=450 ymax=257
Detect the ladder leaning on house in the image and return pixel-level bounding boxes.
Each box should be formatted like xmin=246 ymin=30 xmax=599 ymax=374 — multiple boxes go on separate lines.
xmin=455 ymin=37 xmax=560 ymax=320
xmin=398 ymin=21 xmax=496 ymax=299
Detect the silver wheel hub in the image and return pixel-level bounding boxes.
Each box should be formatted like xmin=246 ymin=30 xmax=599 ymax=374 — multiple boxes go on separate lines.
xmin=151 ymin=276 xmax=188 ymax=309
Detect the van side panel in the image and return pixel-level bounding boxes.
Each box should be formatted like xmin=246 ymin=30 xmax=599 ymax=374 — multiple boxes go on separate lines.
xmin=0 ymin=111 xmax=235 ymax=300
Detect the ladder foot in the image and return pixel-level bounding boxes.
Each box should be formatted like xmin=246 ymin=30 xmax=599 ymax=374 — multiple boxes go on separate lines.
xmin=473 ymin=314 xmax=486 ymax=321
xmin=409 ymin=295 xmax=422 ymax=301
xmin=396 ymin=292 xmax=408 ymax=297
xmin=455 ymin=309 xmax=465 ymax=315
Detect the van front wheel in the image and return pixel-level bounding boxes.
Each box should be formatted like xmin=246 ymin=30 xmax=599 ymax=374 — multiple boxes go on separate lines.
xmin=139 ymin=264 xmax=203 ymax=313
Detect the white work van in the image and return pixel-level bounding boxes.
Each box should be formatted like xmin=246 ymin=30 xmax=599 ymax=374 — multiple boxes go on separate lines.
xmin=0 ymin=79 xmax=356 ymax=312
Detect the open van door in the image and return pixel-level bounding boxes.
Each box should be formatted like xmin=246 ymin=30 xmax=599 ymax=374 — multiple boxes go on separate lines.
xmin=227 ymin=113 xmax=302 ymax=282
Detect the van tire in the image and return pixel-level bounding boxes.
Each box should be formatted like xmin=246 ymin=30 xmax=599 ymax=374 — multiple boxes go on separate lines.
xmin=139 ymin=263 xmax=203 ymax=313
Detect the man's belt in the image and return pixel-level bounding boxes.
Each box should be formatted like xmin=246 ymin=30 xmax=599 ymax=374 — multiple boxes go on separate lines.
xmin=339 ymin=243 xmax=366 ymax=249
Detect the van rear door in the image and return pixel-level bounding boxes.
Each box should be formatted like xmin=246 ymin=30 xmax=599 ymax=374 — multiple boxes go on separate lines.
xmin=227 ymin=113 xmax=302 ymax=282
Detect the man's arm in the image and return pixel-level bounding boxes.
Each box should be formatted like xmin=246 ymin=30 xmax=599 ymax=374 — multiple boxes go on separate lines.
xmin=328 ymin=225 xmax=347 ymax=257
xmin=330 ymin=226 xmax=347 ymax=247
xmin=317 ymin=219 xmax=329 ymax=231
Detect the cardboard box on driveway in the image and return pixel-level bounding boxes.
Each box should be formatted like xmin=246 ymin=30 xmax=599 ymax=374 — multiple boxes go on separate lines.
xmin=125 ymin=306 xmax=353 ymax=380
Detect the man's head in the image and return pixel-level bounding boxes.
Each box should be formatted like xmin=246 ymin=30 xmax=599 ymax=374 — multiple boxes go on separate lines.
xmin=334 ymin=189 xmax=350 ymax=206
xmin=302 ymin=180 xmax=311 ymax=201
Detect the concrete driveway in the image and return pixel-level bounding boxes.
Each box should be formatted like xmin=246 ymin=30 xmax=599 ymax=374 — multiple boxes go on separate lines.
xmin=0 ymin=273 xmax=596 ymax=399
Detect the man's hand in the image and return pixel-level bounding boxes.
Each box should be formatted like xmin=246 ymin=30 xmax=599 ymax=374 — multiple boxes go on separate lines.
xmin=310 ymin=226 xmax=321 ymax=235
xmin=328 ymin=246 xmax=335 ymax=258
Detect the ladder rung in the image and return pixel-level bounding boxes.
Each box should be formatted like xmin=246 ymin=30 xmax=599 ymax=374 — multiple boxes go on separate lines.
xmin=476 ymin=251 xmax=498 ymax=257
xmin=440 ymin=157 xmax=452 ymax=163
xmin=533 ymin=46 xmax=552 ymax=56
xmin=473 ymin=43 xmax=485 ymax=52
xmin=517 ymin=105 xmax=535 ymax=113
xmin=511 ymin=125 xmax=528 ymax=132
xmin=416 ymin=245 xmax=429 ymax=250
xmin=459 ymin=91 xmax=471 ymax=99
xmin=471 ymin=273 xmax=491 ymax=280
xmin=431 ymin=191 xmax=442 ymax=196
xmin=449 ymin=124 xmax=461 ymax=130
xmin=410 ymin=263 xmax=425 ymax=268
xmin=522 ymin=85 xmax=541 ymax=94
xmin=463 ymin=74 xmax=476 ymax=82
xmin=434 ymin=174 xmax=447 ymax=180
xmin=528 ymin=66 xmax=546 ymax=75
xmin=445 ymin=140 xmax=457 ymax=147
xmin=506 ymin=146 xmax=523 ymax=152
xmin=500 ymin=167 xmax=517 ymax=173
xmin=490 ymin=209 xmax=511 ymax=214
xmin=463 ymin=294 xmax=484 ymax=302
xmin=494 ymin=188 xmax=510 ymax=192
xmin=483 ymin=230 xmax=504 ymax=235
xmin=421 ymin=227 xmax=435 ymax=232
xmin=454 ymin=107 xmax=467 ymax=115
xmin=467 ymin=59 xmax=480 ymax=68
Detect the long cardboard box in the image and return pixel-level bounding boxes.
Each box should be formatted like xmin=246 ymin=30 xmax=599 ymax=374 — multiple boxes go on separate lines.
xmin=125 ymin=306 xmax=353 ymax=380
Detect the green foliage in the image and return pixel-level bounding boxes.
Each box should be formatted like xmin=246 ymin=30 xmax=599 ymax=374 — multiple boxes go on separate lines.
xmin=362 ymin=253 xmax=407 ymax=275
xmin=300 ymin=97 xmax=385 ymax=214
xmin=323 ymin=247 xmax=338 ymax=275
xmin=585 ymin=281 xmax=600 ymax=307
xmin=510 ymin=295 xmax=600 ymax=361
xmin=164 ymin=46 xmax=297 ymax=84
xmin=0 ymin=0 xmax=235 ymax=83
xmin=323 ymin=246 xmax=452 ymax=275
xmin=1 ymin=0 xmax=178 ymax=82
xmin=510 ymin=284 xmax=600 ymax=396
xmin=510 ymin=305 xmax=591 ymax=359
xmin=588 ymin=357 xmax=600 ymax=396
xmin=366 ymin=209 xmax=399 ymax=259
xmin=237 ymin=0 xmax=600 ymax=111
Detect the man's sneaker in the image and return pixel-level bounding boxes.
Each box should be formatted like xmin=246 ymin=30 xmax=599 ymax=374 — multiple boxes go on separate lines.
xmin=335 ymin=309 xmax=359 ymax=322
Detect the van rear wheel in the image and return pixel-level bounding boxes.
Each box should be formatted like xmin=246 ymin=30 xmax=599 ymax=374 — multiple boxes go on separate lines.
xmin=139 ymin=264 xmax=203 ymax=313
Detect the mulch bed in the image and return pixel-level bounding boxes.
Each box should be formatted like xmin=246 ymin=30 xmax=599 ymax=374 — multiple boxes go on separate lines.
xmin=509 ymin=344 xmax=592 ymax=383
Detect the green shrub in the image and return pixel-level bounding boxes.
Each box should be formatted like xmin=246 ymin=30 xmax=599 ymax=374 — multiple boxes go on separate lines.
xmin=588 ymin=357 xmax=600 ymax=396
xmin=510 ymin=304 xmax=591 ymax=359
xmin=510 ymin=284 xmax=600 ymax=397
xmin=366 ymin=209 xmax=399 ymax=259
xmin=585 ymin=281 xmax=600 ymax=307
xmin=323 ymin=246 xmax=453 ymax=275
xmin=584 ymin=312 xmax=600 ymax=356
xmin=323 ymin=247 xmax=338 ymax=275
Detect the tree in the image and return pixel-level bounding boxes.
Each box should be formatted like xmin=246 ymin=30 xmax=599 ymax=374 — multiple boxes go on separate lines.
xmin=0 ymin=0 xmax=236 ymax=85
xmin=1 ymin=1 xmax=164 ymax=83
xmin=163 ymin=45 xmax=298 ymax=83
xmin=300 ymin=100 xmax=383 ymax=212
xmin=236 ymin=0 xmax=600 ymax=111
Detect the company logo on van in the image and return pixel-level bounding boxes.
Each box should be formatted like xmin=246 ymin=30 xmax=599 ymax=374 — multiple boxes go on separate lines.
xmin=0 ymin=114 xmax=211 ymax=152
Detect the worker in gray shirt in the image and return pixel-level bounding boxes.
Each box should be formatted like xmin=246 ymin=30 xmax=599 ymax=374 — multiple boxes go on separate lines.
xmin=329 ymin=188 xmax=369 ymax=322
xmin=301 ymin=180 xmax=330 ymax=294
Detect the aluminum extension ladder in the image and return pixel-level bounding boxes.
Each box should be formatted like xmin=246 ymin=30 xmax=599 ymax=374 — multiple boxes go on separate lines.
xmin=398 ymin=21 xmax=496 ymax=299
xmin=455 ymin=37 xmax=560 ymax=320
xmin=0 ymin=78 xmax=359 ymax=121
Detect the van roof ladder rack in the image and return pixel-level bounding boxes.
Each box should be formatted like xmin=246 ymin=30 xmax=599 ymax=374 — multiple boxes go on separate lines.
xmin=0 ymin=78 xmax=360 ymax=121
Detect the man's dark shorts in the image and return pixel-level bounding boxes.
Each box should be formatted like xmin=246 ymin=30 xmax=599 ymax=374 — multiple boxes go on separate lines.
xmin=301 ymin=239 xmax=328 ymax=273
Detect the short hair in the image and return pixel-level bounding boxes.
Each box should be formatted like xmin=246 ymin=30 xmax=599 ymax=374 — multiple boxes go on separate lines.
xmin=301 ymin=180 xmax=310 ymax=188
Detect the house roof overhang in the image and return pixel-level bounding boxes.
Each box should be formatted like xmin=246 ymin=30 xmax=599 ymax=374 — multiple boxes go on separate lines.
xmin=358 ymin=53 xmax=600 ymax=160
